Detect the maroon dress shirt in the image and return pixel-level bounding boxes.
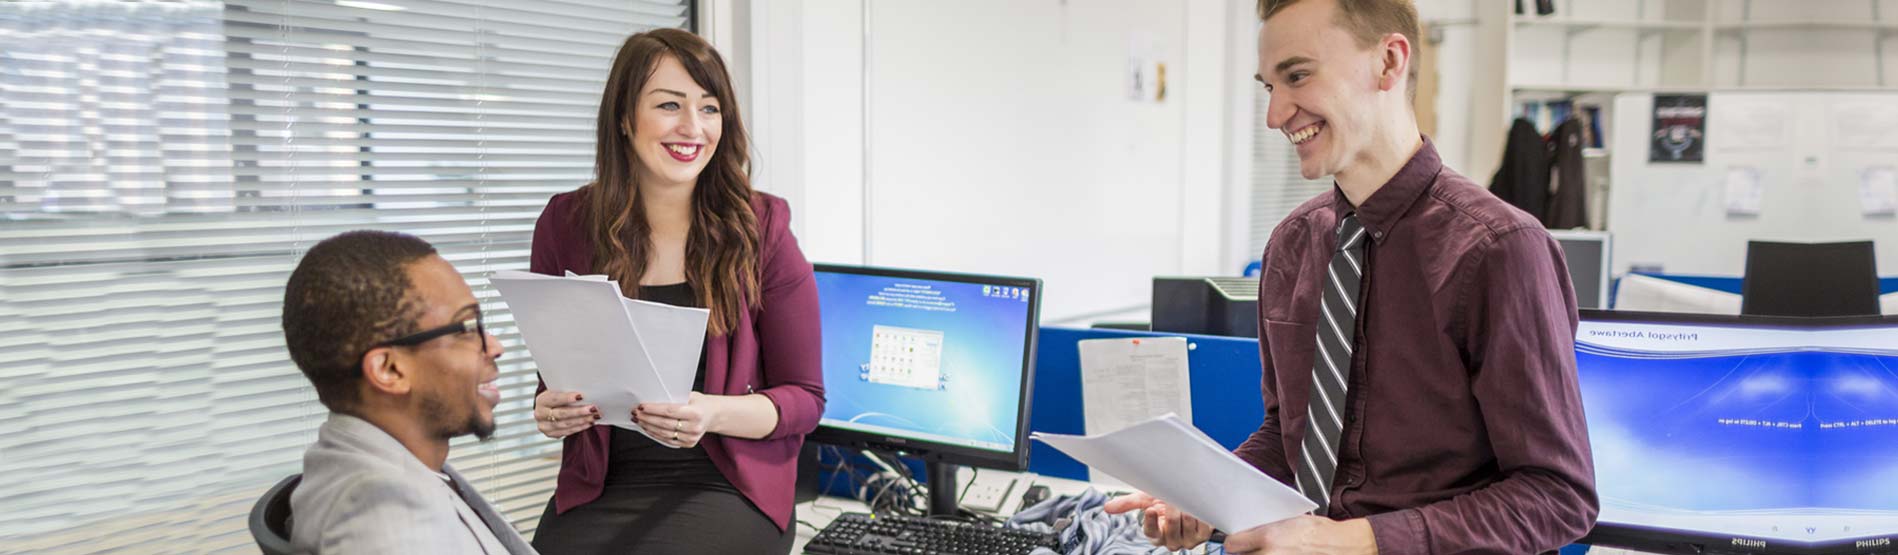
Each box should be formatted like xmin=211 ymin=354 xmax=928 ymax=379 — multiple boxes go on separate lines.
xmin=1234 ymin=139 xmax=1599 ymax=554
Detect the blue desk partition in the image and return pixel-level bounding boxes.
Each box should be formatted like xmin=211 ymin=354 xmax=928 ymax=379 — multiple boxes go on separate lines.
xmin=1027 ymin=326 xmax=1265 ymax=481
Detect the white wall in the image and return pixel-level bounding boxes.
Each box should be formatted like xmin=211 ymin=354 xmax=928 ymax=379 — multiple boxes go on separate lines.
xmin=746 ymin=0 xmax=1247 ymax=321
xmin=1607 ymin=92 xmax=1898 ymax=277
xmin=1415 ymin=0 xmax=1480 ymax=173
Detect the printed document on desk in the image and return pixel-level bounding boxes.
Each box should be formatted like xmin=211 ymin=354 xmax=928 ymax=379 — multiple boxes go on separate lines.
xmin=1031 ymin=414 xmax=1315 ymax=533
xmin=1079 ymin=336 xmax=1192 ymax=487
xmin=490 ymin=270 xmax=710 ymax=445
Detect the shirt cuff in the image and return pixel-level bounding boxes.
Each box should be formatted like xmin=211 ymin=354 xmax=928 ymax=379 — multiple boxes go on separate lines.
xmin=1367 ymin=508 xmax=1428 ymax=555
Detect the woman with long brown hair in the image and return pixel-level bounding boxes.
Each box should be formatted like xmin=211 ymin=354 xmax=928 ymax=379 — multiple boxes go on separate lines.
xmin=525 ymin=28 xmax=823 ymax=554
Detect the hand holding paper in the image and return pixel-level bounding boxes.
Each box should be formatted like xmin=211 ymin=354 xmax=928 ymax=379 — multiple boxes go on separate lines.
xmin=1032 ymin=413 xmax=1315 ymax=534
xmin=491 ymin=270 xmax=710 ymax=446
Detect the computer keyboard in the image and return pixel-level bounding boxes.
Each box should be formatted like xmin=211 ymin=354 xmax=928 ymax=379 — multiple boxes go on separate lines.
xmin=804 ymin=512 xmax=1058 ymax=555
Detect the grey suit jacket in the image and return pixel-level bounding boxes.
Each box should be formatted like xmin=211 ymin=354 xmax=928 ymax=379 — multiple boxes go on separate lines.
xmin=291 ymin=414 xmax=536 ymax=555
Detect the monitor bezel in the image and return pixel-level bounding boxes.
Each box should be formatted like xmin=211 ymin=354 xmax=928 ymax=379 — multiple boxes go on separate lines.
xmin=1576 ymin=309 xmax=1898 ymax=554
xmin=807 ymin=263 xmax=1042 ymax=472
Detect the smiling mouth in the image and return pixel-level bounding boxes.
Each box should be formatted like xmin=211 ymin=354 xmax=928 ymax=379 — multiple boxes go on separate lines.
xmin=663 ymin=142 xmax=702 ymax=162
xmin=477 ymin=379 xmax=500 ymax=406
xmin=1288 ymin=121 xmax=1325 ymax=146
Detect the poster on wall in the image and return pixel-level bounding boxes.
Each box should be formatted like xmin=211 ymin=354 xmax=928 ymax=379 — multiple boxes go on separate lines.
xmin=1650 ymin=94 xmax=1706 ymax=163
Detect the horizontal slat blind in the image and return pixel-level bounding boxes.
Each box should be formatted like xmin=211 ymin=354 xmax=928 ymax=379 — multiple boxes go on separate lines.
xmin=0 ymin=0 xmax=688 ymax=552
xmin=1248 ymin=87 xmax=1332 ymax=257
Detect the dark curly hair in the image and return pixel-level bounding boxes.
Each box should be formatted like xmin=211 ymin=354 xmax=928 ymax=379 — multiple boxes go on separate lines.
xmin=281 ymin=230 xmax=438 ymax=413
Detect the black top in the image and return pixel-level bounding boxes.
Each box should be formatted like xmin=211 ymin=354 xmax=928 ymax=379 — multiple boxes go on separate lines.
xmin=604 ymin=282 xmax=732 ymax=491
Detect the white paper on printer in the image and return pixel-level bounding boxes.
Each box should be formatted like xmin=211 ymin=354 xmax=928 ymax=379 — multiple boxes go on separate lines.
xmin=490 ymin=270 xmax=689 ymax=444
xmin=1031 ymin=413 xmax=1315 ymax=534
xmin=1078 ymin=336 xmax=1192 ymax=486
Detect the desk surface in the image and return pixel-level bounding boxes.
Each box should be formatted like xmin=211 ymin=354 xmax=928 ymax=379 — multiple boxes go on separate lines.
xmin=791 ymin=469 xmax=1113 ymax=554
xmin=788 ymin=468 xmax=1655 ymax=555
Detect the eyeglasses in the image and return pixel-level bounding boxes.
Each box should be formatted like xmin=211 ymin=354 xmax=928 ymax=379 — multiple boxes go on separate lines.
xmin=374 ymin=310 xmax=489 ymax=356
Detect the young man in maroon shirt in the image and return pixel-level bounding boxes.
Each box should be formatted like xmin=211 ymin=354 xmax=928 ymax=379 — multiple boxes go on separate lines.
xmin=1106 ymin=1 xmax=1598 ymax=553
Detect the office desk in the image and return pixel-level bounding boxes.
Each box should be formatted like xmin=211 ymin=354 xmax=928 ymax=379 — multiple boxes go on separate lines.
xmin=788 ymin=466 xmax=1647 ymax=555
xmin=791 ymin=470 xmax=1160 ymax=554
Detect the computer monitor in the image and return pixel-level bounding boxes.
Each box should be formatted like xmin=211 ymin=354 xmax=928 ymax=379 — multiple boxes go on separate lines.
xmin=809 ymin=264 xmax=1041 ymax=515
xmin=1549 ymin=230 xmax=1611 ymax=310
xmin=1575 ymin=310 xmax=1898 ymax=554
xmin=1151 ymin=276 xmax=1259 ymax=337
xmin=1742 ymin=240 xmax=1879 ymax=317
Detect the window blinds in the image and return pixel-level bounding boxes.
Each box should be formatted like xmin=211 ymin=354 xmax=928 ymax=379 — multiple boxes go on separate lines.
xmin=0 ymin=1 xmax=690 ymax=551
xmin=1248 ymin=87 xmax=1332 ymax=257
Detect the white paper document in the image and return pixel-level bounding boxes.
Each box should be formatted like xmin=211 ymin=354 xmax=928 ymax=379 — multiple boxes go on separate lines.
xmin=1078 ymin=337 xmax=1192 ymax=485
xmin=490 ymin=270 xmax=710 ymax=445
xmin=1031 ymin=414 xmax=1316 ymax=534
xmin=1861 ymin=166 xmax=1898 ymax=217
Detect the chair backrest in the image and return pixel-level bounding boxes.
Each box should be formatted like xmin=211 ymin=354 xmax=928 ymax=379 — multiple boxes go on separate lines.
xmin=249 ymin=473 xmax=301 ymax=555
xmin=1742 ymin=240 xmax=1880 ymax=317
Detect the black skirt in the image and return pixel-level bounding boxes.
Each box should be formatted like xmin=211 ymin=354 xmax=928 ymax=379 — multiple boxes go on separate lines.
xmin=530 ymin=482 xmax=791 ymax=555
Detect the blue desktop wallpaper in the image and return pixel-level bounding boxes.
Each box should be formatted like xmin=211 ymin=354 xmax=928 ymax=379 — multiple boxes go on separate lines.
xmin=1578 ymin=333 xmax=1898 ymax=531
xmin=814 ymin=271 xmax=1034 ymax=453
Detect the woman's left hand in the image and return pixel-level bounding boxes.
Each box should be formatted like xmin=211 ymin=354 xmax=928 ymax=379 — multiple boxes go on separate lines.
xmin=636 ymin=392 xmax=718 ymax=448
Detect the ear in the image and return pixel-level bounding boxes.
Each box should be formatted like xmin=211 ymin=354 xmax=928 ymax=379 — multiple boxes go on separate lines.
xmin=621 ymin=118 xmax=634 ymax=138
xmin=359 ymin=346 xmax=413 ymax=396
xmin=1377 ymin=32 xmax=1412 ymax=93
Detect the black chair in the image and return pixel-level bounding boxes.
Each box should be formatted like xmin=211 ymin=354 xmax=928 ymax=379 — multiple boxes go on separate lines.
xmin=1741 ymin=240 xmax=1880 ymax=317
xmin=249 ymin=473 xmax=301 ymax=555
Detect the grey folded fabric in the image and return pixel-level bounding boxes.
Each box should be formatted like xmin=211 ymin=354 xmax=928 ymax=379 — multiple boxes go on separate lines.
xmin=1008 ymin=488 xmax=1177 ymax=555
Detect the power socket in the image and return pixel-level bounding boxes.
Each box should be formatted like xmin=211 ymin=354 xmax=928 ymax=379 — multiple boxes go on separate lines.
xmin=958 ymin=470 xmax=1019 ymax=513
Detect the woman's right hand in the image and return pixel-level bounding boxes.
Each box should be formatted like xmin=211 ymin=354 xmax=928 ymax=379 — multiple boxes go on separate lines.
xmin=535 ymin=390 xmax=599 ymax=439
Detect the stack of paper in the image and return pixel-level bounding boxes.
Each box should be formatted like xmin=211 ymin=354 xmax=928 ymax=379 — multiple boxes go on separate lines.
xmin=490 ymin=270 xmax=710 ymax=445
xmin=1032 ymin=414 xmax=1315 ymax=534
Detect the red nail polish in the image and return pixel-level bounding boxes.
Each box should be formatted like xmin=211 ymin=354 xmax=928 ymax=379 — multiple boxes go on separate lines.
xmin=575 ymin=394 xmax=584 ymax=401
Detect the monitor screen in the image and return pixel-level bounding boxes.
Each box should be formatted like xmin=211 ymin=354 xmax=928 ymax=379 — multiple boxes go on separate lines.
xmin=1576 ymin=311 xmax=1898 ymax=553
xmin=1549 ymin=230 xmax=1610 ymax=310
xmin=810 ymin=264 xmax=1040 ymax=470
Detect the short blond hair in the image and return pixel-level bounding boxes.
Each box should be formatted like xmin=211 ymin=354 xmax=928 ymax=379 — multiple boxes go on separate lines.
xmin=1259 ymin=0 xmax=1420 ymax=100
xmin=1258 ymin=0 xmax=1419 ymax=50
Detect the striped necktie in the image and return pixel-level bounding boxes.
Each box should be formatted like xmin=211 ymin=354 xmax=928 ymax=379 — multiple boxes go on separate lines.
xmin=1297 ymin=213 xmax=1367 ymax=514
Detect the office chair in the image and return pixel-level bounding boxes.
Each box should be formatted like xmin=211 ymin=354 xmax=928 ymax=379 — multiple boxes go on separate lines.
xmin=248 ymin=473 xmax=301 ymax=555
xmin=1741 ymin=240 xmax=1880 ymax=317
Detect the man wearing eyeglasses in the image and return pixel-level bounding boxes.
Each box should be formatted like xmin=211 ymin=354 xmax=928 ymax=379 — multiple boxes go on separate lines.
xmin=281 ymin=230 xmax=536 ymax=554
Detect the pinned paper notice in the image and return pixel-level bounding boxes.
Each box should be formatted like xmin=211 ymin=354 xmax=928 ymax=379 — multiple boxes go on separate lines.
xmin=1079 ymin=336 xmax=1192 ymax=486
xmin=1861 ymin=166 xmax=1898 ymax=217
xmin=1724 ymin=166 xmax=1764 ymax=217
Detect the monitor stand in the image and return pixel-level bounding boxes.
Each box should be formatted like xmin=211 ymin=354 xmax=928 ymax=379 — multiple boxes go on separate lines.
xmin=925 ymin=460 xmax=960 ymax=516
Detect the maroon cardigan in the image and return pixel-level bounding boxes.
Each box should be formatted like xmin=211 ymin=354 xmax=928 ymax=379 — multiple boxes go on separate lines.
xmin=528 ymin=189 xmax=824 ymax=532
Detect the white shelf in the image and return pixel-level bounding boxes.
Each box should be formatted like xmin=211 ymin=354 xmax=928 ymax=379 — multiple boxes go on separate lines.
xmin=1713 ymin=20 xmax=1898 ymax=32
xmin=1518 ymin=84 xmax=1898 ymax=94
xmin=1514 ymin=16 xmax=1703 ymax=31
xmin=1512 ymin=84 xmax=1706 ymax=95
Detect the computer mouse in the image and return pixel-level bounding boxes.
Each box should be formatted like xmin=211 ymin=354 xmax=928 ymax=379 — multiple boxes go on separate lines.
xmin=1020 ymin=484 xmax=1051 ymax=508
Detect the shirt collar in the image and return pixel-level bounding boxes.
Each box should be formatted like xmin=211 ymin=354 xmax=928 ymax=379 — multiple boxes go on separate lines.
xmin=1330 ymin=136 xmax=1442 ymax=244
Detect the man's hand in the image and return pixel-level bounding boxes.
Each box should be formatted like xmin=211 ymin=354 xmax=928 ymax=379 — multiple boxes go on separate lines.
xmin=1221 ymin=515 xmax=1377 ymax=555
xmin=1103 ymin=492 xmax=1214 ymax=551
